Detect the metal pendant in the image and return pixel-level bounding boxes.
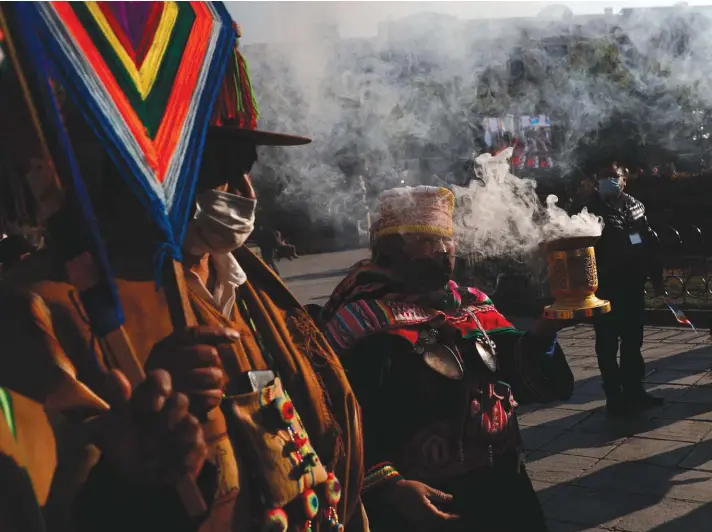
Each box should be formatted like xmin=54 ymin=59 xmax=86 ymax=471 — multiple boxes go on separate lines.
xmin=422 ymin=344 xmax=465 ymax=380
xmin=476 ymin=338 xmax=498 ymax=373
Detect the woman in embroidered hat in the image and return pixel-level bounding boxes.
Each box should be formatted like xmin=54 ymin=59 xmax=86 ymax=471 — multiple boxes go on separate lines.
xmin=321 ymin=185 xmax=576 ymax=532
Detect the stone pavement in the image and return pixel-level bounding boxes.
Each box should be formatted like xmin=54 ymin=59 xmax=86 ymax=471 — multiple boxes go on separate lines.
xmin=525 ymin=325 xmax=712 ymax=532
xmin=282 ymin=249 xmax=712 ymax=531
xmin=278 ymin=248 xmax=369 ymax=306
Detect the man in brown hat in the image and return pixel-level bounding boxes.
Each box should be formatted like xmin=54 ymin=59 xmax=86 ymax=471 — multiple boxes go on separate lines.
xmin=322 ymin=186 xmax=576 ymax=532
xmin=154 ymin=26 xmax=366 ymax=529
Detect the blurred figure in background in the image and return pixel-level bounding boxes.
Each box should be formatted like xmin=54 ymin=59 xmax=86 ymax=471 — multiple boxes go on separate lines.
xmin=568 ymin=173 xmax=597 ymax=215
xmin=274 ymin=229 xmax=299 ymax=260
xmin=255 ymin=225 xmax=281 ymax=274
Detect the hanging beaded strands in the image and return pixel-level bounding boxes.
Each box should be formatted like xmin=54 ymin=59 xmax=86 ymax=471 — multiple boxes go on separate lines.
xmin=236 ymin=300 xmax=343 ymax=531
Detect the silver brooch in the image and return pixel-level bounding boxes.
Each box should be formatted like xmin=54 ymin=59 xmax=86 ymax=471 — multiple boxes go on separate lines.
xmin=416 ymin=328 xmax=464 ymax=380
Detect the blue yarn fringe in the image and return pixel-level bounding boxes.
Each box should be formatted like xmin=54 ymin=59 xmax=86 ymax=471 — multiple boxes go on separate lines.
xmin=11 ymin=3 xmax=124 ymax=337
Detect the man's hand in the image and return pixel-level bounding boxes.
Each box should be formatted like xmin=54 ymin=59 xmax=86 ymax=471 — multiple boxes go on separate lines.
xmin=381 ymin=479 xmax=459 ymax=531
xmin=229 ymin=173 xmax=257 ymax=200
xmin=145 ymin=326 xmax=240 ymax=417
xmin=99 ymin=369 xmax=208 ymax=486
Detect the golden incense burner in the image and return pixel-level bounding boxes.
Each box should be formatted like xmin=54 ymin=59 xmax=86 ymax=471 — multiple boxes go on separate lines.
xmin=542 ymin=236 xmax=611 ymax=320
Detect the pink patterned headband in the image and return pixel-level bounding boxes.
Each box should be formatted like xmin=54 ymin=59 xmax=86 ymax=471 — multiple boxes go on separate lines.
xmin=375 ymin=186 xmax=455 ymax=240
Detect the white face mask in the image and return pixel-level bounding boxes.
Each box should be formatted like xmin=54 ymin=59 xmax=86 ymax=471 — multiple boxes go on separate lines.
xmin=183 ymin=189 xmax=256 ymax=257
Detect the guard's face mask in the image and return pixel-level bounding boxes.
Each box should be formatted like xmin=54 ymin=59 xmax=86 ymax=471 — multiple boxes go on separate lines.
xmin=598 ymin=177 xmax=622 ymax=200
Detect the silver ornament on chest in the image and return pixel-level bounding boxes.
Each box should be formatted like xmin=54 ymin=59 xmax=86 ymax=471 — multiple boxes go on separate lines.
xmin=465 ymin=308 xmax=498 ymax=373
xmin=475 ymin=336 xmax=498 ymax=372
xmin=415 ymin=328 xmax=465 ymax=380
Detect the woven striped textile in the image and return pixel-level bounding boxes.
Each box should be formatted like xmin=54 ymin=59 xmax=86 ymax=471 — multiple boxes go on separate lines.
xmin=324 ymin=298 xmax=518 ymax=354
xmin=23 ymin=1 xmax=235 ymax=256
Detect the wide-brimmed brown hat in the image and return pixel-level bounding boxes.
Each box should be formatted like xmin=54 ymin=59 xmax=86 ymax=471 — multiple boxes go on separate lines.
xmin=207 ymin=121 xmax=311 ymax=146
xmin=208 ymin=23 xmax=311 ymax=147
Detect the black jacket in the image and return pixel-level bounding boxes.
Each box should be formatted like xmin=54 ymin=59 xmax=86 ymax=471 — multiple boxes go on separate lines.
xmin=585 ymin=193 xmax=663 ymax=295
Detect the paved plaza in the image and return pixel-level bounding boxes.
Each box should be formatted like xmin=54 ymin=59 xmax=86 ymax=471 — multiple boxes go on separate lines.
xmin=282 ymin=249 xmax=712 ymax=531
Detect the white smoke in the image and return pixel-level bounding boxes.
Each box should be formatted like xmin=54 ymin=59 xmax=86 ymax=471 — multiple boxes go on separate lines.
xmin=239 ymin=3 xmax=711 ymax=254
xmin=453 ymin=148 xmax=602 ymax=258
xmin=542 ymin=194 xmax=603 ymax=242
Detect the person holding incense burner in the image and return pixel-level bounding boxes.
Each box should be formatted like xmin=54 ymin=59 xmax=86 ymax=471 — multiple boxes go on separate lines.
xmin=585 ymin=163 xmax=664 ymax=417
xmin=321 ymin=185 xmax=575 ymax=532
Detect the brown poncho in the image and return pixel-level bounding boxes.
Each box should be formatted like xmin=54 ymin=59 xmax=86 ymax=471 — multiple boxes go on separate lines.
xmin=0 ymin=246 xmax=365 ymax=531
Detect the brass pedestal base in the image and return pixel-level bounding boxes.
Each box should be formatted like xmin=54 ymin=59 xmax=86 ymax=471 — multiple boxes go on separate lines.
xmin=543 ymin=297 xmax=611 ymax=320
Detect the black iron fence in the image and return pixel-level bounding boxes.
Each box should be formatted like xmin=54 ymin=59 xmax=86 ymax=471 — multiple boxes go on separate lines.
xmin=643 ymin=218 xmax=712 ymax=309
xmin=455 ymin=218 xmax=712 ymax=313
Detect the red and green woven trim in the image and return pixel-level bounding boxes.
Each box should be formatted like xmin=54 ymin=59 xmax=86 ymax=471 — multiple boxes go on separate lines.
xmin=363 ymin=463 xmax=403 ymax=493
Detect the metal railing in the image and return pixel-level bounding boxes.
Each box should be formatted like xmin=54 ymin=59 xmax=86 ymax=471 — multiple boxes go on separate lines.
xmin=456 ymin=219 xmax=712 ymax=310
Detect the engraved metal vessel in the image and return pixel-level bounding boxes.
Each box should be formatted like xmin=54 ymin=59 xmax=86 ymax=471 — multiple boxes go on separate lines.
xmin=542 ymin=236 xmax=611 ymax=320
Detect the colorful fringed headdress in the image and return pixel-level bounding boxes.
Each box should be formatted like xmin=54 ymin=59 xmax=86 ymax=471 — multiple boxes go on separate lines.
xmin=11 ymin=1 xmax=238 ymax=256
xmin=209 ymin=23 xmax=311 ymax=146
xmin=375 ymin=186 xmax=456 ymax=240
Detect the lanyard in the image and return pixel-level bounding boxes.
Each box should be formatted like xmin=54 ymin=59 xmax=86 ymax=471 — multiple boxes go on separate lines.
xmin=466 ymin=307 xmax=495 ymax=348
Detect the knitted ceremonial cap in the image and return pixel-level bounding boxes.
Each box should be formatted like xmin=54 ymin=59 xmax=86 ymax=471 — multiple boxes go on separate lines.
xmin=209 ymin=22 xmax=311 ymax=146
xmin=375 ymin=186 xmax=455 ymax=239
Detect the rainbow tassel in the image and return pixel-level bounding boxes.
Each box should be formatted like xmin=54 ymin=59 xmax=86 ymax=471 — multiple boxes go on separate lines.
xmin=211 ymin=24 xmax=259 ymax=129
xmin=664 ymin=299 xmax=696 ymax=332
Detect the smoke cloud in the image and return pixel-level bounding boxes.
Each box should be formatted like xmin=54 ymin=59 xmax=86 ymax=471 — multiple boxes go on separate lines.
xmin=242 ymin=3 xmax=710 ymax=256
xmin=453 ymin=148 xmax=603 ymax=258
